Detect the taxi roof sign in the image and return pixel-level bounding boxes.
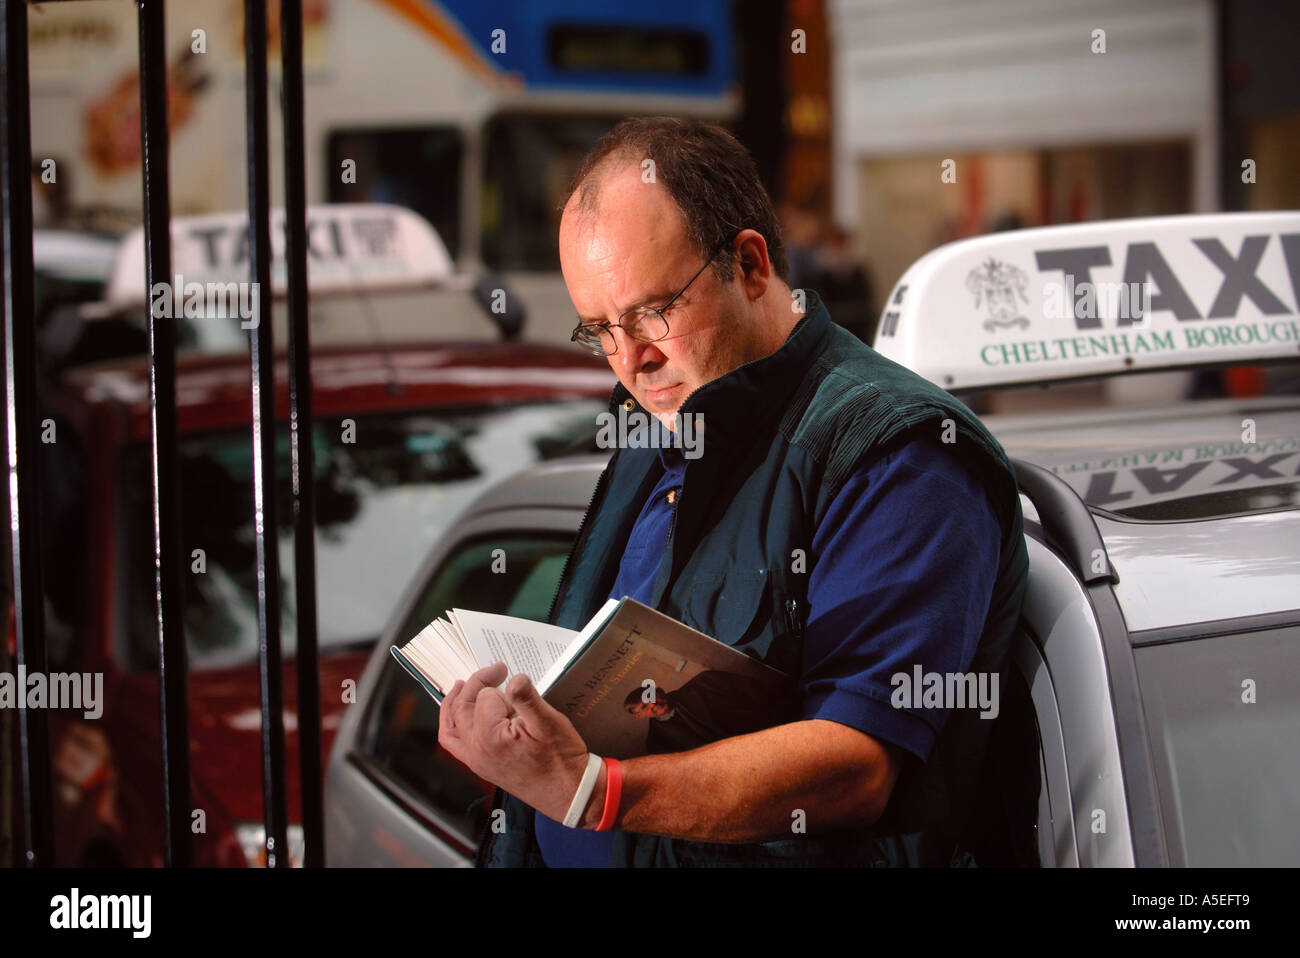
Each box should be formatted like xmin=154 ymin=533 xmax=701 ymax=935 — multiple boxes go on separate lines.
xmin=872 ymin=211 xmax=1300 ymax=390
xmin=102 ymin=203 xmax=454 ymax=310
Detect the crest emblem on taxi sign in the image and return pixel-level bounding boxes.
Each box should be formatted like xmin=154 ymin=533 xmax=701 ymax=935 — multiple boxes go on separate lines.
xmin=966 ymin=257 xmax=1030 ymax=332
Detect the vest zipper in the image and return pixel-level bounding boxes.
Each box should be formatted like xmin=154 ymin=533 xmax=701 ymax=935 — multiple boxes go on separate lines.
xmin=658 ymin=462 xmax=689 ymax=601
xmin=545 ymin=455 xmax=613 ymax=625
xmin=785 ymin=597 xmax=804 ymax=641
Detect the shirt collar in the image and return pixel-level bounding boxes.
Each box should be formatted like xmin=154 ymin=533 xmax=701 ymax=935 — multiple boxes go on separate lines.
xmin=658 ymin=442 xmax=685 ymax=472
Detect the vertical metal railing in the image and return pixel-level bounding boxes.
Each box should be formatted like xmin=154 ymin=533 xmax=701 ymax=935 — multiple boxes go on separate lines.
xmin=244 ymin=0 xmax=289 ymax=869
xmin=281 ymin=0 xmax=326 ymax=869
xmin=1 ymin=0 xmax=53 ymax=868
xmin=138 ymin=0 xmax=193 ymax=869
xmin=2 ymin=0 xmax=320 ymax=868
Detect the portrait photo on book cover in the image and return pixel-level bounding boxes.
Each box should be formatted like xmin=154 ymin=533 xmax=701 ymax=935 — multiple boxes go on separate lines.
xmin=622 ymin=668 xmax=784 ymax=755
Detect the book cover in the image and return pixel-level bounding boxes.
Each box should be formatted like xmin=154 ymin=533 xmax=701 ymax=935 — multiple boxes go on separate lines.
xmin=545 ymin=599 xmax=793 ymax=758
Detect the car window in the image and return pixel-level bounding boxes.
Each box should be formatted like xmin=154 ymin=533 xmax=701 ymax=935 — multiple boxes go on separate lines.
xmin=356 ymin=534 xmax=575 ymax=846
xmin=1135 ymin=625 xmax=1300 ymax=866
xmin=118 ymin=399 xmax=602 ymax=671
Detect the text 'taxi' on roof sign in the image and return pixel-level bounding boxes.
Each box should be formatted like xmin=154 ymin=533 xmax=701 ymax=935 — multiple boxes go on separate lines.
xmin=873 ymin=211 xmax=1300 ymax=390
xmin=103 ymin=203 xmax=454 ymax=311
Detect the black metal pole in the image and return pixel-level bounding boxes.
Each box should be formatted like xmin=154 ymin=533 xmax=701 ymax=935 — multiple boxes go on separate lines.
xmin=280 ymin=0 xmax=324 ymax=868
xmin=244 ymin=0 xmax=289 ymax=868
xmin=1 ymin=0 xmax=53 ymax=869
xmin=137 ymin=0 xmax=193 ymax=868
xmin=1215 ymin=0 xmax=1232 ymax=213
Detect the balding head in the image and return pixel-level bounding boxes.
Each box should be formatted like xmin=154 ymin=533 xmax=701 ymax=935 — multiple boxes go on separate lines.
xmin=562 ymin=117 xmax=789 ymax=286
xmin=559 ymin=135 xmax=798 ymax=429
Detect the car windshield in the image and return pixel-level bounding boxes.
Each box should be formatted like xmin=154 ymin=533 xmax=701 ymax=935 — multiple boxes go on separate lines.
xmin=1134 ymin=625 xmax=1300 ymax=865
xmin=119 ymin=399 xmax=604 ymax=671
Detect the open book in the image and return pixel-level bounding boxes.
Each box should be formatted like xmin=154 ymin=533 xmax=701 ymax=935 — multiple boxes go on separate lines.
xmin=391 ymin=597 xmax=792 ymax=759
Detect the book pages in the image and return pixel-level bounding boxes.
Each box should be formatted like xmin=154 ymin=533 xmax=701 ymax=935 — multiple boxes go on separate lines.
xmin=449 ymin=608 xmax=576 ymax=685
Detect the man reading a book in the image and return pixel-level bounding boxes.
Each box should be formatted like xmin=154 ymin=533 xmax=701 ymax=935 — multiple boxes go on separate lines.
xmin=439 ymin=117 xmax=1029 ymax=867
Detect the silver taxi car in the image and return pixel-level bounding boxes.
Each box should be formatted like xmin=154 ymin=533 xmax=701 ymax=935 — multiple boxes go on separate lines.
xmin=324 ymin=211 xmax=1300 ymax=867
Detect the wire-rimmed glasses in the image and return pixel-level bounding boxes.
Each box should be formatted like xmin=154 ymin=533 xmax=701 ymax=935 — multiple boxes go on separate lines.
xmin=570 ymin=239 xmax=730 ymax=357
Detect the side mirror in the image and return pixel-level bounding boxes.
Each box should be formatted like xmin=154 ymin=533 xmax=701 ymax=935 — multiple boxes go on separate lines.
xmin=471 ymin=273 xmax=526 ymax=340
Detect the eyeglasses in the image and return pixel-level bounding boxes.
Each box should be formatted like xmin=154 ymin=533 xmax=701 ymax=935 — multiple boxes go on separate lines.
xmin=570 ymin=239 xmax=731 ymax=357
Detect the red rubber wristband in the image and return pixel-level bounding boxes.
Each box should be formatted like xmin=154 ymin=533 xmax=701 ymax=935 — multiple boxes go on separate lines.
xmin=595 ymin=757 xmax=622 ymax=831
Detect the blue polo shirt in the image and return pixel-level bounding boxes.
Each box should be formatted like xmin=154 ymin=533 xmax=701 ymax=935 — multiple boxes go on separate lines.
xmin=535 ymin=437 xmax=1001 ymax=866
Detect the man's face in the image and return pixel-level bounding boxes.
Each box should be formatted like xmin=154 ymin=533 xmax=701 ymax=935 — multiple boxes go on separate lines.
xmin=559 ymin=163 xmax=765 ymax=428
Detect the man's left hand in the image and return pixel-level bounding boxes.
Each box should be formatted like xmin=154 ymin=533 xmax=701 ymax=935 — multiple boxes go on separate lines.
xmin=438 ymin=663 xmax=593 ymax=824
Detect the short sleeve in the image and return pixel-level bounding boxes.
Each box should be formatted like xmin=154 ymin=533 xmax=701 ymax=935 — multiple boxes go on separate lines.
xmin=799 ymin=438 xmax=1002 ymax=762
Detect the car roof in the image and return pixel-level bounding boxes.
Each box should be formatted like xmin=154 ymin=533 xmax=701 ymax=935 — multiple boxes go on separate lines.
xmin=1098 ymin=507 xmax=1300 ymax=634
xmin=986 ymin=395 xmax=1300 ymax=515
xmin=993 ymin=396 xmax=1299 ymax=631
xmin=34 ymin=229 xmax=120 ymax=281
xmin=57 ymin=341 xmax=615 ymax=441
xmin=465 ymin=453 xmax=610 ymax=514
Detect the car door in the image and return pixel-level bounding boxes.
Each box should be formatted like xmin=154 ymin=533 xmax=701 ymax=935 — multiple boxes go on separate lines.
xmin=325 ymin=508 xmax=583 ymax=866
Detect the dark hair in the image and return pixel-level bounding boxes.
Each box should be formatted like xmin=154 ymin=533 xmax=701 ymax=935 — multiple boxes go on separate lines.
xmin=565 ymin=117 xmax=789 ymax=284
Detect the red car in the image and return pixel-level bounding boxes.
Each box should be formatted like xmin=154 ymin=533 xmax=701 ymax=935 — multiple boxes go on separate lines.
xmin=18 ymin=340 xmax=611 ymax=865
